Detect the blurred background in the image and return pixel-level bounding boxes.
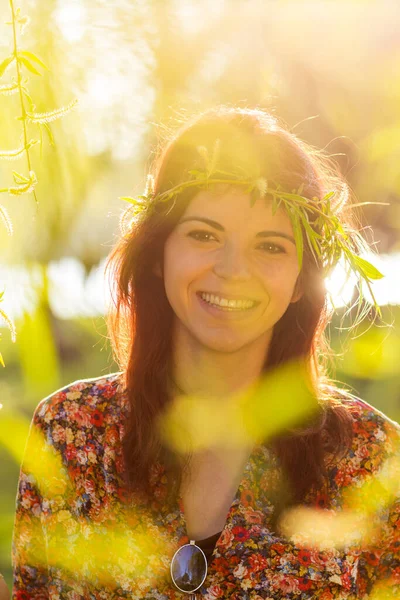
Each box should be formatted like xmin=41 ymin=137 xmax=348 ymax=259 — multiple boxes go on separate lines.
xmin=0 ymin=0 xmax=400 ymax=588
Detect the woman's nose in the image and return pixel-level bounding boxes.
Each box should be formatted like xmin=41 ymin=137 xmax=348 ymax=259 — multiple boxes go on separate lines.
xmin=213 ymin=243 xmax=252 ymax=281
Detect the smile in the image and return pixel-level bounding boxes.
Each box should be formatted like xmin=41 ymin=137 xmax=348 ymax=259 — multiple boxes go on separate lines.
xmin=198 ymin=292 xmax=259 ymax=311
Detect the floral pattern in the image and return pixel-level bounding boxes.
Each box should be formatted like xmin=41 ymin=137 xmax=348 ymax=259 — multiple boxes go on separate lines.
xmin=12 ymin=373 xmax=400 ymax=599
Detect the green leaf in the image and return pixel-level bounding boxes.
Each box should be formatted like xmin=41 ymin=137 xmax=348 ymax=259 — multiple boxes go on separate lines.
xmin=249 ymin=190 xmax=257 ymax=208
xmin=18 ymin=56 xmax=42 ymax=76
xmin=12 ymin=171 xmax=30 ymax=184
xmin=290 ymin=210 xmax=304 ymax=269
xmin=188 ymin=170 xmax=206 ymax=180
xmin=42 ymin=122 xmax=55 ymax=146
xmin=119 ymin=196 xmax=137 ymax=204
xmin=0 ymin=56 xmax=14 ymax=77
xmin=22 ymin=86 xmax=35 ymax=109
xmin=352 ymin=255 xmax=384 ymax=281
xmin=279 ymin=191 xmax=309 ymax=203
xmin=18 ymin=51 xmax=48 ymax=71
xmin=0 ymin=204 xmax=13 ymax=235
xmin=302 ymin=219 xmax=322 ymax=257
xmin=323 ymin=191 xmax=335 ymax=202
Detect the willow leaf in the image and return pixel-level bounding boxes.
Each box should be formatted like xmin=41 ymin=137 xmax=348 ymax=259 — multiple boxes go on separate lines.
xmin=0 ymin=205 xmax=13 ymax=235
xmin=352 ymin=255 xmax=384 ymax=281
xmin=18 ymin=51 xmax=48 ymax=71
xmin=323 ymin=191 xmax=335 ymax=202
xmin=42 ymin=122 xmax=55 ymax=146
xmin=302 ymin=219 xmax=322 ymax=258
xmin=290 ymin=210 xmax=304 ymax=269
xmin=250 ymin=189 xmax=257 ymax=208
xmin=279 ymin=191 xmax=310 ymax=204
xmin=18 ymin=56 xmax=42 ymax=76
xmin=0 ymin=56 xmax=14 ymax=77
xmin=12 ymin=171 xmax=30 ymax=184
xmin=9 ymin=171 xmax=37 ymax=195
xmin=119 ymin=196 xmax=139 ymax=205
xmin=188 ymin=170 xmax=207 ymax=180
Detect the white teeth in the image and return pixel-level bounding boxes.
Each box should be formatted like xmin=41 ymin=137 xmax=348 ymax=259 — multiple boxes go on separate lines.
xmin=200 ymin=292 xmax=256 ymax=310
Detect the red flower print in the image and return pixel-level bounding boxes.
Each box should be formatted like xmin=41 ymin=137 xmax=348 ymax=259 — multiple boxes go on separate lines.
xmin=50 ymin=391 xmax=67 ymax=404
xmin=105 ymin=426 xmax=119 ymax=444
xmin=65 ymin=444 xmax=77 ymax=460
xmin=298 ymin=548 xmax=312 ymax=566
xmin=206 ymin=584 xmax=224 ymax=598
xmin=212 ymin=556 xmax=230 ymax=576
xmin=319 ymin=590 xmax=334 ymax=600
xmin=271 ymin=573 xmax=299 ymax=594
xmin=232 ymin=526 xmax=250 ymax=542
xmin=270 ymin=542 xmax=286 ymax=555
xmin=365 ymin=551 xmax=381 ymax=566
xmin=240 ymin=488 xmax=254 ymax=507
xmin=90 ymin=409 xmax=104 ymax=427
xmin=100 ymin=384 xmax=116 ymax=399
xmin=248 ymin=552 xmax=269 ymax=572
xmin=70 ymin=407 xmax=91 ymax=428
xmin=243 ymin=507 xmax=263 ymax=524
xmin=298 ymin=577 xmax=313 ymax=591
xmin=15 ymin=591 xmax=30 ymax=600
xmin=229 ymin=555 xmax=240 ymax=567
xmin=218 ymin=528 xmax=234 ymax=548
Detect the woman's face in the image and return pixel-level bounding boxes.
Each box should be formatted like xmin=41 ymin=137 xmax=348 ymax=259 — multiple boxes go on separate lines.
xmin=163 ymin=187 xmax=302 ymax=354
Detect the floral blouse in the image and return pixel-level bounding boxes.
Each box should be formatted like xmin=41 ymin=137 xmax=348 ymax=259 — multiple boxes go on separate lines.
xmin=12 ymin=373 xmax=400 ymax=599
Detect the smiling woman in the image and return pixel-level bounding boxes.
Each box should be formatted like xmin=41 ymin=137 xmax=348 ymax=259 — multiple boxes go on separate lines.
xmin=12 ymin=107 xmax=399 ymax=599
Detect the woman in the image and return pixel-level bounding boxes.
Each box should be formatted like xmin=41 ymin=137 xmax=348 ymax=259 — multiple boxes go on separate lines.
xmin=13 ymin=107 xmax=399 ymax=599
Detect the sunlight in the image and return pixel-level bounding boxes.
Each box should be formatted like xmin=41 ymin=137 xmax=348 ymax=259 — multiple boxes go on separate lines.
xmin=54 ymin=0 xmax=87 ymax=44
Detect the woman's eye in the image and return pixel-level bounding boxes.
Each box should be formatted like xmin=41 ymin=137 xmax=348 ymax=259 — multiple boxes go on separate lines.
xmin=187 ymin=230 xmax=218 ymax=243
xmin=257 ymin=241 xmax=286 ymax=254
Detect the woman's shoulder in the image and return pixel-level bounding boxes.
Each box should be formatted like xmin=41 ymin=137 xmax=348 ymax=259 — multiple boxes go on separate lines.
xmin=341 ymin=394 xmax=400 ymax=441
xmin=333 ymin=393 xmax=400 ymax=477
xmin=33 ymin=371 xmax=127 ymax=431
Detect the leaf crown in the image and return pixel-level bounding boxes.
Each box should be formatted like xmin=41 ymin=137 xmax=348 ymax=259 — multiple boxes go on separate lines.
xmin=120 ymin=141 xmax=383 ymax=318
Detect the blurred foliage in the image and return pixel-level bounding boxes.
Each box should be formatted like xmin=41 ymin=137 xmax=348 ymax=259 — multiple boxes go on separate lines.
xmin=0 ymin=0 xmax=399 ymax=592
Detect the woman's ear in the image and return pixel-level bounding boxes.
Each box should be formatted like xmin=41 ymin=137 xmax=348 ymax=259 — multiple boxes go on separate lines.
xmin=290 ymin=275 xmax=303 ymax=303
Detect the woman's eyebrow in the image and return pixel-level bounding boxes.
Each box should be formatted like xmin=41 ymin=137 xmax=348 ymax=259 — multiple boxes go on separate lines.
xmin=179 ymin=216 xmax=295 ymax=245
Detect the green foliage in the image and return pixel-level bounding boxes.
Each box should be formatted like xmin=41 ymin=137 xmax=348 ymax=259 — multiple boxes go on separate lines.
xmin=0 ymin=0 xmax=77 ymax=365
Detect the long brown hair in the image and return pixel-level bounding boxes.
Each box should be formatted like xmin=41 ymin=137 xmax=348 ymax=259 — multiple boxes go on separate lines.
xmin=106 ymin=106 xmax=354 ymax=509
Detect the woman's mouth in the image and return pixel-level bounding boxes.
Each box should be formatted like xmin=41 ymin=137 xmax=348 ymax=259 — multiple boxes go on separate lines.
xmin=197 ymin=291 xmax=260 ymax=312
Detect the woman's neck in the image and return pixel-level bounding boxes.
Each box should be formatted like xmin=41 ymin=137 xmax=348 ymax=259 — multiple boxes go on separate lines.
xmin=171 ymin=325 xmax=272 ymax=400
